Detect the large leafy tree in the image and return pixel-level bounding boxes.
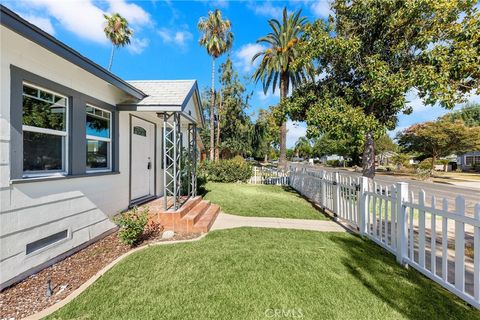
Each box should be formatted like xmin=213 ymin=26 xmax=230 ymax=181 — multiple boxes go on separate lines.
xmin=285 ymin=0 xmax=480 ymax=178
xmin=397 ymin=119 xmax=480 ymax=173
xmin=103 ymin=13 xmax=133 ymax=71
xmin=252 ymin=108 xmax=280 ymax=162
xmin=294 ymin=137 xmax=313 ymax=158
xmin=198 ymin=9 xmax=234 ymax=161
xmin=312 ymin=134 xmax=363 ymax=165
xmin=442 ymin=103 xmax=480 ymax=127
xmin=252 ymin=8 xmax=313 ymax=168
xmin=216 ymin=57 xmax=253 ymax=158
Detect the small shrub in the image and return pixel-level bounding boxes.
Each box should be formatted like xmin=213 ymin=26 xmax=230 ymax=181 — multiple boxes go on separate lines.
xmin=326 ymin=160 xmax=341 ymax=167
xmin=419 ymin=158 xmax=433 ymax=171
xmin=201 ymin=157 xmax=252 ymax=183
xmin=115 ymin=206 xmax=149 ymax=246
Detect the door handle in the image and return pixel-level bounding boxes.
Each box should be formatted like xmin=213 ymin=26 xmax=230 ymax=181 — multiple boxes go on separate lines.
xmin=147 ymin=161 xmax=152 ymax=170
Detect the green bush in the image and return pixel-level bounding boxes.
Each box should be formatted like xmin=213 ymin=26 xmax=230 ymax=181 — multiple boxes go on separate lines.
xmin=419 ymin=158 xmax=433 ymax=170
xmin=114 ymin=206 xmax=149 ymax=246
xmin=200 ymin=156 xmax=252 ymax=183
xmin=326 ymin=160 xmax=341 ymax=167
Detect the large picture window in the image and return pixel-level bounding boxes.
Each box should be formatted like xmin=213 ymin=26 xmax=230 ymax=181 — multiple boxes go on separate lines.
xmin=86 ymin=105 xmax=111 ymax=171
xmin=22 ymin=83 xmax=68 ymax=176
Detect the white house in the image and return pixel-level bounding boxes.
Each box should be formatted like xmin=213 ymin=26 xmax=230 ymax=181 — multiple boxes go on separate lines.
xmin=0 ymin=6 xmax=205 ymax=289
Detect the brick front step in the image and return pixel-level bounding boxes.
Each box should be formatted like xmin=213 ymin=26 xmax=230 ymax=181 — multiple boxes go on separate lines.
xmin=145 ymin=196 xmax=220 ymax=234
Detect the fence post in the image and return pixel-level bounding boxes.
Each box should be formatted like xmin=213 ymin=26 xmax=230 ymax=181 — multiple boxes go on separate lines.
xmin=321 ymin=170 xmax=326 ymax=208
xmin=358 ymin=176 xmax=369 ymax=236
xmin=333 ymin=172 xmax=340 ymax=219
xmin=395 ymin=182 xmax=408 ymax=265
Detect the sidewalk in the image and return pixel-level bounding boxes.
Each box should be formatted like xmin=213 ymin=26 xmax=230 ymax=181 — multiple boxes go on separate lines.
xmin=211 ymin=213 xmax=347 ymax=232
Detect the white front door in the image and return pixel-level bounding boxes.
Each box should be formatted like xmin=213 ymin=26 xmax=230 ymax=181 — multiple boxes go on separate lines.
xmin=131 ymin=117 xmax=155 ymax=201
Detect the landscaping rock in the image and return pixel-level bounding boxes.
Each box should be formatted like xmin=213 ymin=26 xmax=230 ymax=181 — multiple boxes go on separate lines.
xmin=162 ymin=230 xmax=175 ymax=239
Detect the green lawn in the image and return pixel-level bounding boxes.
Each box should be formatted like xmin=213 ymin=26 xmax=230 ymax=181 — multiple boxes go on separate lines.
xmin=203 ymin=182 xmax=328 ymax=220
xmin=48 ymin=228 xmax=479 ymax=320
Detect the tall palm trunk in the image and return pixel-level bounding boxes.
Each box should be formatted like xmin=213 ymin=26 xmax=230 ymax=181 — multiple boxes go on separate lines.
xmin=215 ymin=93 xmax=222 ymax=161
xmin=362 ymin=132 xmax=375 ymax=178
xmin=278 ymin=73 xmax=289 ymax=168
xmin=108 ymin=44 xmax=115 ymax=71
xmin=210 ymin=58 xmax=216 ymax=161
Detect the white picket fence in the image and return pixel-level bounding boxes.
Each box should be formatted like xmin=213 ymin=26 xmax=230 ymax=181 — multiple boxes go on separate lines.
xmin=290 ymin=167 xmax=480 ymax=309
xmin=249 ymin=166 xmax=290 ymax=185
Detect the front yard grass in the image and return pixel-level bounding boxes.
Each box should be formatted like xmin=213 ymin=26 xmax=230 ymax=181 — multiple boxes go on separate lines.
xmin=48 ymin=228 xmax=479 ymax=320
xmin=203 ymin=182 xmax=328 ymax=220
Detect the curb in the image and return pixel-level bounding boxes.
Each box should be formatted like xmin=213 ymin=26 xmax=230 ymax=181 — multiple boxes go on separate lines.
xmin=24 ymin=234 xmax=208 ymax=320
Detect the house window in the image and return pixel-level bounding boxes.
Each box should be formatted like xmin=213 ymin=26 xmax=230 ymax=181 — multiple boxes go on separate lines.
xmin=22 ymin=83 xmax=68 ymax=176
xmin=86 ymin=105 xmax=111 ymax=171
xmin=133 ymin=126 xmax=147 ymax=137
xmin=465 ymin=156 xmax=473 ymax=166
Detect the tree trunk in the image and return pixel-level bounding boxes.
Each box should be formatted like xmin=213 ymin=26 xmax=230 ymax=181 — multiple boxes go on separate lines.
xmin=215 ymin=93 xmax=222 ymax=161
xmin=108 ymin=45 xmax=115 ymax=71
xmin=362 ymin=132 xmax=376 ymax=178
xmin=431 ymin=153 xmax=436 ymax=176
xmin=278 ymin=73 xmax=289 ymax=168
xmin=264 ymin=154 xmax=268 ymax=163
xmin=209 ymin=58 xmax=216 ymax=161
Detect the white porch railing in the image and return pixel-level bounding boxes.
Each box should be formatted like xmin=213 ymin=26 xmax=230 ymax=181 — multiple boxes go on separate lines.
xmin=290 ymin=166 xmax=480 ymax=309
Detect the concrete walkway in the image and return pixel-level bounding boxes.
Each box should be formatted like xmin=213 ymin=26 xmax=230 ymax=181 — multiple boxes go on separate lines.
xmin=211 ymin=213 xmax=347 ymax=232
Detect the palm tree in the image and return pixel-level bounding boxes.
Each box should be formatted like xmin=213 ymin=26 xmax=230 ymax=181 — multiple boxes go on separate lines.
xmin=198 ymin=9 xmax=233 ymax=161
xmin=103 ymin=13 xmax=133 ymax=71
xmin=252 ymin=8 xmax=312 ymax=168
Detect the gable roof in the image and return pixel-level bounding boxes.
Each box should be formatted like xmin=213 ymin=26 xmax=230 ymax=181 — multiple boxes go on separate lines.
xmin=127 ymin=80 xmax=197 ymax=107
xmin=120 ymin=80 xmax=205 ymax=127
xmin=0 ymin=5 xmax=146 ymax=100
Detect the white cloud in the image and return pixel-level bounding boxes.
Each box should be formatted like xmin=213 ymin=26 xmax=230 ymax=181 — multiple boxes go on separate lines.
xmin=286 ymin=120 xmax=307 ymax=148
xmin=127 ymin=37 xmax=149 ymax=54
xmin=234 ymin=43 xmax=266 ymax=73
xmin=310 ymin=1 xmax=333 ymax=18
xmin=18 ymin=0 xmax=152 ymax=49
xmin=21 ymin=14 xmax=55 ymax=35
xmin=106 ymin=0 xmax=152 ymax=28
xmin=248 ymin=1 xmax=283 ymax=18
xmin=257 ymin=90 xmax=280 ymax=102
xmin=157 ymin=28 xmax=193 ymax=48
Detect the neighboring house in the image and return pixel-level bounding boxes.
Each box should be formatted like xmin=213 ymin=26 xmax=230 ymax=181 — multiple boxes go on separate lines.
xmin=0 ymin=6 xmax=204 ymax=289
xmin=376 ymin=151 xmax=397 ymax=166
xmin=320 ymin=155 xmax=344 ymax=164
xmin=457 ymin=151 xmax=480 ymax=171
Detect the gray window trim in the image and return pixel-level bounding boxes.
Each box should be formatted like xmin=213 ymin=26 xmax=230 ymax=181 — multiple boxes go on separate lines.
xmin=10 ymin=65 xmax=119 ymax=181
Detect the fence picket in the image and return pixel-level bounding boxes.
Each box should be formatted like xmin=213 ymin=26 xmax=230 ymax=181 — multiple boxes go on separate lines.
xmin=455 ymin=196 xmax=465 ymax=292
xmin=475 ymin=204 xmax=480 ymax=302
xmin=419 ymin=190 xmax=426 ymax=268
xmin=431 ymin=195 xmax=437 ymax=276
xmin=442 ymin=199 xmax=449 ymax=282
xmin=409 ymin=192 xmax=415 ymax=261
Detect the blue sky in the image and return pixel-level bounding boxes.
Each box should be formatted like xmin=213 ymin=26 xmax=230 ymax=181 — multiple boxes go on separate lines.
xmin=4 ymin=0 xmax=479 ymax=147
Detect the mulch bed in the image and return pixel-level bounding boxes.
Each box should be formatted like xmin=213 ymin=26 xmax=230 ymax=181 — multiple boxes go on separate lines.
xmin=0 ymin=222 xmax=201 ymax=320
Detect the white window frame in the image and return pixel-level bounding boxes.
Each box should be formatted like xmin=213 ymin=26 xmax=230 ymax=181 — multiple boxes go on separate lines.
xmin=86 ymin=104 xmax=112 ymax=173
xmin=22 ymin=82 xmax=69 ymax=178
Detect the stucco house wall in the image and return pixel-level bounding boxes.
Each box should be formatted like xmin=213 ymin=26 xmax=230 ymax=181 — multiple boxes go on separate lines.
xmin=0 ymin=23 xmax=196 ymax=289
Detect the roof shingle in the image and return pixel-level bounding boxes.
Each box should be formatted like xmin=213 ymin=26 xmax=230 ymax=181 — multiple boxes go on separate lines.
xmin=127 ymin=80 xmax=196 ymax=106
